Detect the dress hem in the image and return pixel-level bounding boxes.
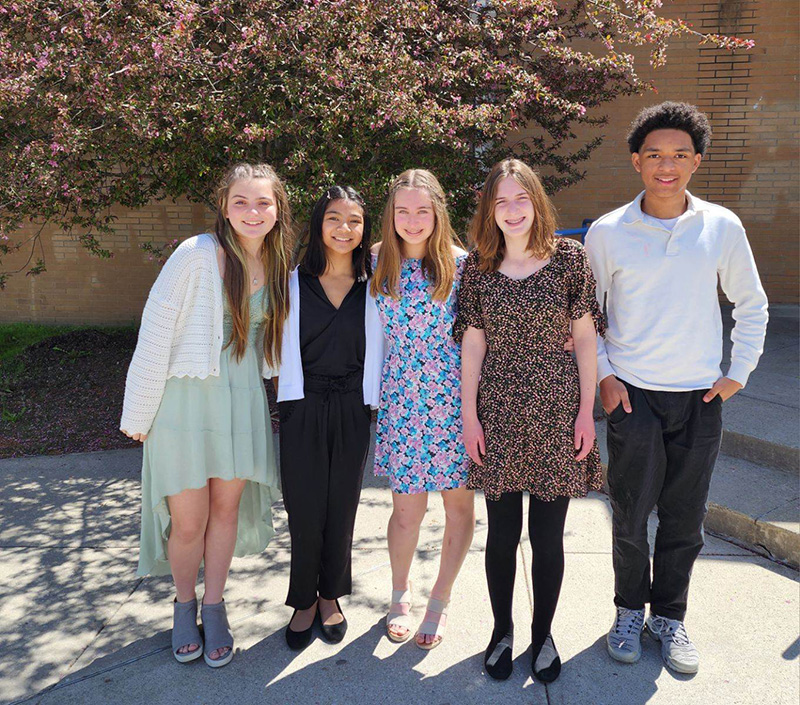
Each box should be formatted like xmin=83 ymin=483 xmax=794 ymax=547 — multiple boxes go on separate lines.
xmin=382 ymin=475 xmax=470 ymax=495
xmin=469 ymin=477 xmax=603 ymax=502
xmin=137 ymin=474 xmax=280 ymax=578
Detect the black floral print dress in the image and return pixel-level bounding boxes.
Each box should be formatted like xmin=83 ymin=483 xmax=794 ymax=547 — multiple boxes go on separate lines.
xmin=454 ymin=238 xmax=606 ymax=501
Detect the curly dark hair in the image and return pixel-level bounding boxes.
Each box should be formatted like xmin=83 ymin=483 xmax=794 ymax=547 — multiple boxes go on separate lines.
xmin=627 ymin=102 xmax=712 ymax=155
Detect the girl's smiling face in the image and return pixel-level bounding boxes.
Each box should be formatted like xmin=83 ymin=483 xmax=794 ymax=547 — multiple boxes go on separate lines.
xmin=394 ymin=188 xmax=435 ymax=251
xmin=321 ymin=198 xmax=365 ymax=257
xmin=493 ymin=176 xmax=535 ymax=240
xmin=224 ymin=178 xmax=278 ymax=242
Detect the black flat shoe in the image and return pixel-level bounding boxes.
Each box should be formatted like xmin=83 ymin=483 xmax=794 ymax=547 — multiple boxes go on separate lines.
xmin=285 ymin=609 xmax=315 ymax=651
xmin=319 ymin=599 xmax=348 ymax=644
xmin=484 ymin=632 xmax=514 ymax=680
xmin=532 ymin=633 xmax=561 ymax=683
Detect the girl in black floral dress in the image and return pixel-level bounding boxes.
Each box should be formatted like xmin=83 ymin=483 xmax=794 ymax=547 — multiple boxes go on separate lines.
xmin=455 ymin=159 xmax=604 ymax=683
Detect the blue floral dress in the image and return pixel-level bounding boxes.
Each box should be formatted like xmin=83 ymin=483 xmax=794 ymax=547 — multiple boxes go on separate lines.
xmin=373 ymin=255 xmax=469 ymax=494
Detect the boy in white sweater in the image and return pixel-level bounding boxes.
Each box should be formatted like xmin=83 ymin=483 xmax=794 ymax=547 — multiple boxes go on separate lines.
xmin=585 ymin=102 xmax=768 ymax=674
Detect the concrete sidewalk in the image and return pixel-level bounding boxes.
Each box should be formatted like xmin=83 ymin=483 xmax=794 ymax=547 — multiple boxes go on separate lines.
xmin=705 ymin=304 xmax=800 ymax=567
xmin=0 ymin=443 xmax=798 ymax=705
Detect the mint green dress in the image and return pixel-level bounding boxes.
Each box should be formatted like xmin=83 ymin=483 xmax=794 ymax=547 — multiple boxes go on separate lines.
xmin=138 ymin=287 xmax=280 ymax=577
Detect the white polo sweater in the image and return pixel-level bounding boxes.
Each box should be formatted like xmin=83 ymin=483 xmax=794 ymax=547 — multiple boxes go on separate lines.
xmin=585 ymin=191 xmax=768 ymax=391
xmin=120 ymin=233 xmax=275 ymax=436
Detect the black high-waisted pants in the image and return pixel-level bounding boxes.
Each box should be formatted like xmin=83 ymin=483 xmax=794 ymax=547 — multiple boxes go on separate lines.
xmin=279 ymin=372 xmax=372 ymax=610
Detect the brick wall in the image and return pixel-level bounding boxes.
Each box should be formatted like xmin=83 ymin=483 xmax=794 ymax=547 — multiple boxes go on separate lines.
xmin=1 ymin=1 xmax=796 ymax=323
xmin=551 ymin=0 xmax=799 ymax=304
xmin=1 ymin=199 xmax=215 ymax=324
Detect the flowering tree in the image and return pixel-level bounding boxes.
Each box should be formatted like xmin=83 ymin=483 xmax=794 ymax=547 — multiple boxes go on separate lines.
xmin=0 ymin=0 xmax=753 ymax=285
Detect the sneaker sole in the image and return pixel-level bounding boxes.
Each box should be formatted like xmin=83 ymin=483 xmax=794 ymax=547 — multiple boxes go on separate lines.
xmin=606 ymin=639 xmax=641 ymax=664
xmin=664 ymin=657 xmax=699 ymax=674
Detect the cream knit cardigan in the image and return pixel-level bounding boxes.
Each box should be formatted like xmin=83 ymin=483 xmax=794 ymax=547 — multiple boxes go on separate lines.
xmin=120 ymin=233 xmax=274 ymax=436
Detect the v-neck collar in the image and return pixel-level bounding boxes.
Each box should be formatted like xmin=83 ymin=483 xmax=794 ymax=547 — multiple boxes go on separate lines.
xmin=306 ymin=273 xmax=359 ymax=311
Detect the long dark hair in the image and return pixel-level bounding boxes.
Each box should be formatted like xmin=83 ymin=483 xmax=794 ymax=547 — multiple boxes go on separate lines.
xmin=299 ymin=185 xmax=371 ymax=280
xmin=214 ymin=162 xmax=293 ymax=366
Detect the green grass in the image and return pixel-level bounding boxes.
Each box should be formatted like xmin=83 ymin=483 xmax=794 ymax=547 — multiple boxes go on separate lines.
xmin=0 ymin=322 xmax=137 ymax=363
xmin=0 ymin=323 xmax=83 ymax=363
xmin=1 ymin=406 xmax=25 ymax=423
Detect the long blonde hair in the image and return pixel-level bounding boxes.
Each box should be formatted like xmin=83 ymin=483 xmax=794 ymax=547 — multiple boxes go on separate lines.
xmin=214 ymin=163 xmax=293 ymax=366
xmin=468 ymin=159 xmax=557 ymax=273
xmin=370 ymin=169 xmax=461 ymax=301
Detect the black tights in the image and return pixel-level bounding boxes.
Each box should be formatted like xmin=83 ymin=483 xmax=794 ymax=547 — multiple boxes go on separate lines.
xmin=485 ymin=493 xmax=570 ymax=657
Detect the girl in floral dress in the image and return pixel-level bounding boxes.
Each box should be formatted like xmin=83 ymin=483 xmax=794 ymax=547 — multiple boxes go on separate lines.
xmin=456 ymin=159 xmax=604 ymax=683
xmin=371 ymin=169 xmax=474 ymax=650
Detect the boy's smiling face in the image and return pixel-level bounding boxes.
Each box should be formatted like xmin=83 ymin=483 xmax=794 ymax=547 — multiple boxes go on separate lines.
xmin=632 ymin=128 xmax=702 ymax=204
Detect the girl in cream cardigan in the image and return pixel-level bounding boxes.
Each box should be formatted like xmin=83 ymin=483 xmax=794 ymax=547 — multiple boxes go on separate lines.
xmin=121 ymin=162 xmax=292 ymax=668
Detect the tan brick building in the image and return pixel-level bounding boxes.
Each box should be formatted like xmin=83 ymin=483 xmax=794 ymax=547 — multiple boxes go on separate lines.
xmin=554 ymin=0 xmax=798 ymax=305
xmin=1 ymin=1 xmax=796 ymax=323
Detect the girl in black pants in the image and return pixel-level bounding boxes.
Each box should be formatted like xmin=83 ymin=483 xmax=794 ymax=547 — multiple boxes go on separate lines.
xmin=276 ymin=186 xmax=384 ymax=650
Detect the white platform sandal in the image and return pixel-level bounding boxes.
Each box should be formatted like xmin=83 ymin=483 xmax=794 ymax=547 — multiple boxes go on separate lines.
xmin=414 ymin=596 xmax=449 ymax=651
xmin=386 ymin=585 xmax=413 ymax=643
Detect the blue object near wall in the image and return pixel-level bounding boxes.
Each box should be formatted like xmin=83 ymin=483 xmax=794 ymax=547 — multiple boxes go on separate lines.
xmin=555 ymin=219 xmax=594 ymax=244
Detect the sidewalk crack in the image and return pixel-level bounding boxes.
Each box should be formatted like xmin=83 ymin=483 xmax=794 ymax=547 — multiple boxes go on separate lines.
xmin=31 ymin=577 xmax=149 ymax=702
xmin=754 ymin=496 xmax=800 ymax=522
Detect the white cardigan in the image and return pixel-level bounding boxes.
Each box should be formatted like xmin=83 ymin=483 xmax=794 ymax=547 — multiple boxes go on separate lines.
xmin=276 ymin=267 xmax=385 ymax=407
xmin=120 ymin=233 xmax=275 ymax=436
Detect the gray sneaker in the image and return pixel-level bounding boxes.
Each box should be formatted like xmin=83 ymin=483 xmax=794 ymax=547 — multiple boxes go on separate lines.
xmin=646 ymin=615 xmax=700 ymax=674
xmin=606 ymin=607 xmax=645 ymax=663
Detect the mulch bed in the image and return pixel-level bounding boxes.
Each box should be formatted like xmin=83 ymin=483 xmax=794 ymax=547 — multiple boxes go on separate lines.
xmin=0 ymin=330 xmax=279 ymax=459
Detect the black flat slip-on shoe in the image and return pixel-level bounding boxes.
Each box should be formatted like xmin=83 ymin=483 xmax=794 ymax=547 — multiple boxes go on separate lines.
xmin=285 ymin=610 xmax=315 ymax=651
xmin=532 ymin=633 xmax=562 ymax=683
xmin=484 ymin=633 xmax=514 ymax=681
xmin=319 ymin=600 xmax=348 ymax=644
